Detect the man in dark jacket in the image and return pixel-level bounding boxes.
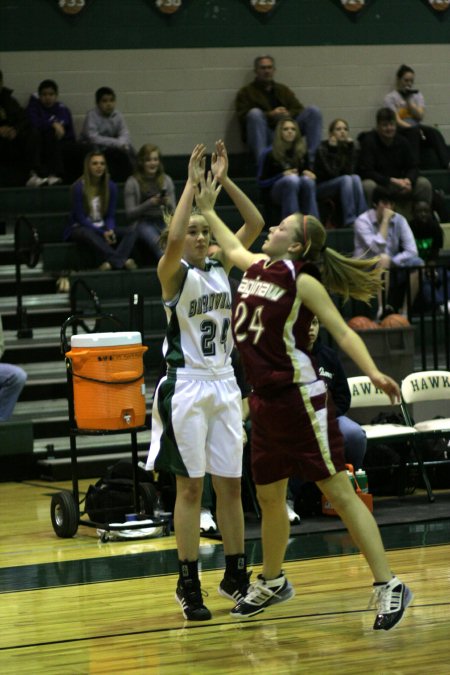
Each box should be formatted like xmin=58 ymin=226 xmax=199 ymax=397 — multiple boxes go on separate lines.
xmin=358 ymin=107 xmax=432 ymax=210
xmin=0 ymin=70 xmax=43 ymax=187
xmin=235 ymin=55 xmax=322 ymax=164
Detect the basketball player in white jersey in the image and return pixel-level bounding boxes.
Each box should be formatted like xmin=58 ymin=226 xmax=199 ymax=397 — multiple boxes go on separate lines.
xmin=146 ymin=142 xmax=264 ymax=620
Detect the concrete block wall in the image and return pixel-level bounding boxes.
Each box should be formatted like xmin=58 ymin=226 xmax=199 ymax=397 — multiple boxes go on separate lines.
xmin=2 ymin=44 xmax=450 ymax=157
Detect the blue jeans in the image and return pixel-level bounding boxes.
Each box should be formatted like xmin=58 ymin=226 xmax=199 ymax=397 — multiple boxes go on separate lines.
xmin=0 ymin=363 xmax=27 ymax=421
xmin=246 ymin=106 xmax=322 ymax=163
xmin=337 ymin=415 xmax=367 ymax=471
xmin=316 ymin=174 xmax=367 ymax=226
xmin=135 ymin=219 xmax=164 ymax=262
xmin=270 ymin=173 xmax=319 ymax=219
xmin=69 ymin=225 xmax=137 ymax=269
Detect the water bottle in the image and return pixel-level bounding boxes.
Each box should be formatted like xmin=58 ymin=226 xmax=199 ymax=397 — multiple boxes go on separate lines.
xmin=153 ymin=493 xmax=163 ymax=519
xmin=346 ymin=469 xmax=356 ymax=490
xmin=355 ymin=469 xmax=369 ymax=493
xmin=153 ymin=494 xmax=171 ymax=536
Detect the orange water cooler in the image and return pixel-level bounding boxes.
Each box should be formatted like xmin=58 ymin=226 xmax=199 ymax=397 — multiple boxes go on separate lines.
xmin=65 ymin=331 xmax=148 ymax=430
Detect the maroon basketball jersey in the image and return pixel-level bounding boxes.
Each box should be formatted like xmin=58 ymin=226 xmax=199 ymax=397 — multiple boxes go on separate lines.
xmin=233 ymin=258 xmax=318 ymax=392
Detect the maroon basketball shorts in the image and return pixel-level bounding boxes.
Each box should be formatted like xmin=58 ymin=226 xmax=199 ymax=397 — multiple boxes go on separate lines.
xmin=250 ymin=380 xmax=346 ymax=485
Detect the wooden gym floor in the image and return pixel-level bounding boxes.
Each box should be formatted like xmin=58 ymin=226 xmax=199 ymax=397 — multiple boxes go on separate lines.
xmin=1 ymin=480 xmax=450 ymax=674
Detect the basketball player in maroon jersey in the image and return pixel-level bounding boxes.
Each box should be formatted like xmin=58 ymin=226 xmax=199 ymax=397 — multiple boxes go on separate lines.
xmin=194 ymin=164 xmax=413 ymax=631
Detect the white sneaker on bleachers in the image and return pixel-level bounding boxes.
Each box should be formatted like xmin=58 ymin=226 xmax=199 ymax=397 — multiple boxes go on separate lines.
xmin=26 ymin=172 xmax=47 ymax=188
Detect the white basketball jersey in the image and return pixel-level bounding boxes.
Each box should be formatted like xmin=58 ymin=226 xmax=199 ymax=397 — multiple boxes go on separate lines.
xmin=162 ymin=258 xmax=234 ymax=371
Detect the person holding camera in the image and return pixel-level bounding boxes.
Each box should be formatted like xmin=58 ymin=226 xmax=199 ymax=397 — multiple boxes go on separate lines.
xmin=383 ymin=64 xmax=450 ymax=170
xmin=124 ymin=144 xmax=176 ymax=264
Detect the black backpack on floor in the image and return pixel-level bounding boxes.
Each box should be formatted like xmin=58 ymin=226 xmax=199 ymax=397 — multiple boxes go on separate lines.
xmin=85 ymin=460 xmax=157 ymax=523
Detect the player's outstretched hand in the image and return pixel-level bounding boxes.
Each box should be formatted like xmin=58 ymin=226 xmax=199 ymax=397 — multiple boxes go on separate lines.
xmin=370 ymin=372 xmax=401 ymax=405
xmin=211 ymin=139 xmax=228 ymax=183
xmin=195 ymin=171 xmax=221 ymax=213
xmin=188 ymin=144 xmax=206 ymax=187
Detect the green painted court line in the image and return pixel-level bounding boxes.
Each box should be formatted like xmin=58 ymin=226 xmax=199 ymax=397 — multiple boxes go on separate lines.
xmin=2 ymin=520 xmax=449 ymax=594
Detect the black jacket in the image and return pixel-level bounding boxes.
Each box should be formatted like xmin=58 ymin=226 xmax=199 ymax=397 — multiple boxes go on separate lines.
xmin=357 ymin=129 xmax=418 ymax=187
xmin=311 ymin=340 xmax=350 ymax=417
xmin=0 ymin=86 xmax=30 ymax=134
xmin=257 ymin=147 xmax=309 ymax=190
xmin=314 ymin=140 xmax=359 ymax=183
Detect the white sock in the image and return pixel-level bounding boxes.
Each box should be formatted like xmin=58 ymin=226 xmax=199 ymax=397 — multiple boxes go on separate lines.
xmin=264 ymin=573 xmax=285 ymax=587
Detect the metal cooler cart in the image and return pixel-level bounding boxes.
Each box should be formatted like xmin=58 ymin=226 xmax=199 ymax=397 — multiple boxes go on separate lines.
xmin=50 ymin=313 xmax=169 ymax=540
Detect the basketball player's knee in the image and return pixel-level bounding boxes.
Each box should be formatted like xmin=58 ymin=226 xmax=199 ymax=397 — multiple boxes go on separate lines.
xmin=177 ymin=480 xmax=203 ymax=504
xmin=326 ymin=486 xmax=356 ymax=514
xmin=226 ymin=480 xmax=242 ymax=502
xmin=213 ymin=476 xmax=242 ymax=502
xmin=256 ymin=488 xmax=283 ymax=511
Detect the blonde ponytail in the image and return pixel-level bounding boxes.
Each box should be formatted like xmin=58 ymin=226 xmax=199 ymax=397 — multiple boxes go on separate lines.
xmin=292 ymin=213 xmax=382 ymax=303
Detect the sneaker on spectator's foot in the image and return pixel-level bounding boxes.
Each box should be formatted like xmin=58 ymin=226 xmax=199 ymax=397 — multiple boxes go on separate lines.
xmin=56 ymin=276 xmax=70 ymax=293
xmin=218 ymin=571 xmax=252 ymax=603
xmin=48 ymin=175 xmax=62 ymax=186
xmin=377 ymin=304 xmax=395 ymax=321
xmin=26 ymin=172 xmax=47 ymax=188
xmin=230 ymin=573 xmax=295 ymax=618
xmin=200 ymin=508 xmax=217 ymax=533
xmin=124 ymin=258 xmax=138 ymax=270
xmin=371 ymin=576 xmax=413 ymax=631
xmin=175 ymin=579 xmax=211 ymax=621
xmin=98 ymin=261 xmax=112 ymax=271
xmin=286 ymin=499 xmax=301 ymax=524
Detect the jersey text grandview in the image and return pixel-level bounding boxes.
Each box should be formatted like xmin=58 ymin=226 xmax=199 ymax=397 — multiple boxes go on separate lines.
xmin=188 ymin=291 xmax=232 ymax=317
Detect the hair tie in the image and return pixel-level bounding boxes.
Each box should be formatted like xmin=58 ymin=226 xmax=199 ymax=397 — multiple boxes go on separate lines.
xmin=321 ymin=244 xmax=327 ymax=253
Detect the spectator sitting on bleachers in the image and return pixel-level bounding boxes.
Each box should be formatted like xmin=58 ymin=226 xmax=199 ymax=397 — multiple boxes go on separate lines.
xmin=235 ymin=55 xmax=322 ymax=165
xmin=358 ymin=107 xmax=433 ymax=216
xmin=384 ymin=64 xmax=450 ymax=170
xmin=354 ymin=186 xmax=424 ymax=319
xmin=409 ymin=199 xmax=450 ymax=314
xmin=124 ymin=144 xmax=176 ymax=264
xmin=64 ymin=151 xmax=137 ymax=271
xmin=26 ymin=79 xmax=84 ymax=186
xmin=0 ymin=314 xmax=27 ymax=422
xmin=257 ymin=117 xmax=319 ymax=221
xmin=0 ymin=70 xmax=44 ymax=188
xmin=80 ymin=86 xmax=135 ymax=182
xmin=313 ymin=118 xmax=367 ymax=228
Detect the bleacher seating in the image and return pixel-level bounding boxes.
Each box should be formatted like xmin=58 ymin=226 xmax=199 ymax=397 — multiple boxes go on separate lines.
xmin=1 ymin=153 xmax=449 ymax=481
